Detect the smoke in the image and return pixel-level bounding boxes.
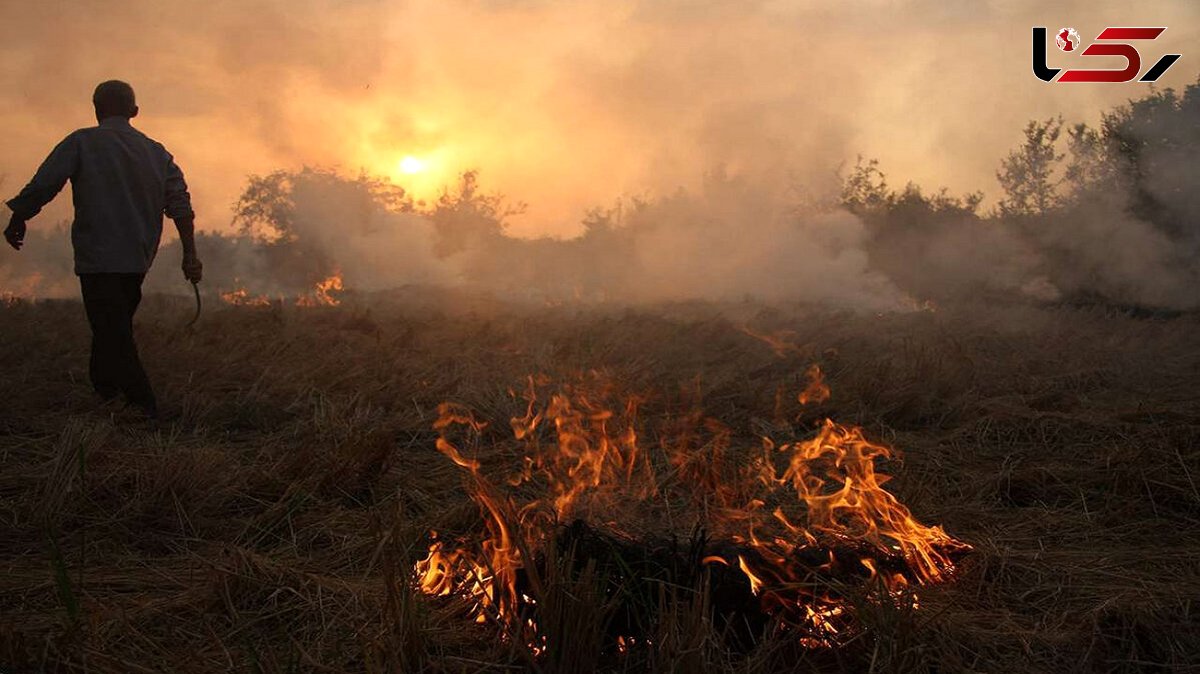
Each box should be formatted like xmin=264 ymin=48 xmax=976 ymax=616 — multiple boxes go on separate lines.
xmin=585 ymin=175 xmax=903 ymax=307
xmin=2 ymin=1 xmax=1196 ymax=233
xmin=1 ymin=1 xmax=1198 ymax=309
xmin=132 ymin=167 xmax=905 ymax=309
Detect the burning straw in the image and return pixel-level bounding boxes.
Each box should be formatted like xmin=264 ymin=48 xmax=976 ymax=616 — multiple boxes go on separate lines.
xmin=415 ymin=367 xmax=970 ymax=657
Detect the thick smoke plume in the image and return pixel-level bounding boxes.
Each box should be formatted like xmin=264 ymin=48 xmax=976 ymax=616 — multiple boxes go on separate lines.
xmin=1 ymin=1 xmax=1198 ymax=309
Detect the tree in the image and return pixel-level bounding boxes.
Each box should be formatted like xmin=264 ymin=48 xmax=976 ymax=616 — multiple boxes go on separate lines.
xmin=839 ymin=156 xmax=890 ymax=216
xmin=233 ymin=167 xmax=411 ymax=243
xmin=996 ymin=117 xmax=1064 ymax=217
xmin=1100 ymin=82 xmax=1200 ymax=243
xmin=428 ymin=170 xmax=523 ymax=258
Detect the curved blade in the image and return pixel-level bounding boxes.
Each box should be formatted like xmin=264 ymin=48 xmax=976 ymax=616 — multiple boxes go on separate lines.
xmin=186 ymin=281 xmax=201 ymax=328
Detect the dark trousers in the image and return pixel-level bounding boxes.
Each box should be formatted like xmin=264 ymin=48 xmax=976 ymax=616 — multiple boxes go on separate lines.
xmin=79 ymin=273 xmax=156 ymax=412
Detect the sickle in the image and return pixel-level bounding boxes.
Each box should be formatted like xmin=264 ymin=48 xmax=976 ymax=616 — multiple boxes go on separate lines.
xmin=186 ymin=280 xmax=201 ymax=329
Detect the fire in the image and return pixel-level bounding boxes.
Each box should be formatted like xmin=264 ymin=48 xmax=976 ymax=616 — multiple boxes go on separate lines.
xmin=1 ymin=272 xmax=44 ymax=306
xmin=414 ymin=366 xmax=969 ymax=651
xmin=740 ymin=325 xmax=804 ymax=358
xmin=295 ymin=272 xmax=344 ymax=307
xmin=220 ymin=286 xmax=271 ymax=306
xmin=796 ymin=363 xmax=831 ymax=406
xmin=737 ymin=555 xmax=765 ymax=595
xmin=219 ymin=273 xmax=344 ymax=307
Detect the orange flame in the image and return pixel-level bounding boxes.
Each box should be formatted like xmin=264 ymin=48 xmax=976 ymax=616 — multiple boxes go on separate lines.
xmin=414 ymin=370 xmax=969 ymax=647
xmin=797 ymin=364 xmax=831 ymax=406
xmin=220 ymin=287 xmax=271 ymax=306
xmin=739 ymin=325 xmax=804 ymax=358
xmin=1 ymin=273 xmax=44 ymax=306
xmin=295 ymin=272 xmax=344 ymax=307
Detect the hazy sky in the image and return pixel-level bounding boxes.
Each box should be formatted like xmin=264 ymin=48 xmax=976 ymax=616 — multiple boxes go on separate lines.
xmin=1 ymin=0 xmax=1196 ymax=237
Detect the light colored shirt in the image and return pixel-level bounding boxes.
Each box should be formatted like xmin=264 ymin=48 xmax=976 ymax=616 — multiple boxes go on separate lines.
xmin=6 ymin=116 xmax=193 ymax=274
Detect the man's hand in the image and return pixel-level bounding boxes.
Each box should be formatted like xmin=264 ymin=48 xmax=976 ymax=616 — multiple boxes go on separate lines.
xmin=182 ymin=253 xmax=203 ymax=283
xmin=4 ymin=215 xmax=26 ymax=250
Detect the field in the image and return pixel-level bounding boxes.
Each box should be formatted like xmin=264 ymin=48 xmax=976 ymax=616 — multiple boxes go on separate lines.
xmin=1 ymin=292 xmax=1198 ymax=673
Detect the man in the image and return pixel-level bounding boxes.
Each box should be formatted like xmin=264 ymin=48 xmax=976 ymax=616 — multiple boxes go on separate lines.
xmin=3 ymin=80 xmax=202 ymax=419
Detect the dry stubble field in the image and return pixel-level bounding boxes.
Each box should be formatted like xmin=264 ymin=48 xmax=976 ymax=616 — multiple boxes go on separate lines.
xmin=1 ymin=290 xmax=1198 ymax=673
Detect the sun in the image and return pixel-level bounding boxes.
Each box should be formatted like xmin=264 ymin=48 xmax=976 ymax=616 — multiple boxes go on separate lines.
xmin=398 ymin=155 xmax=425 ymax=175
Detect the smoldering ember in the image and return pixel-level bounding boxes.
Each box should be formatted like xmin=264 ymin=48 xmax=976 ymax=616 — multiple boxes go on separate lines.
xmin=2 ymin=2 xmax=1200 ymax=672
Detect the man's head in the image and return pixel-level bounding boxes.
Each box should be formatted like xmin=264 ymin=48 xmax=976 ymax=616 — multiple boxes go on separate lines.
xmin=93 ymin=80 xmax=138 ymax=122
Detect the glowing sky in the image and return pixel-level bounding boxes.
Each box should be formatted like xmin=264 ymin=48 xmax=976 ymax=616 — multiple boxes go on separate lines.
xmin=0 ymin=0 xmax=1196 ymax=237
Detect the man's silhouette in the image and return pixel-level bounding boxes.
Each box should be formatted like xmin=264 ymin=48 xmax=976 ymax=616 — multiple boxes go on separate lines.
xmin=4 ymin=80 xmax=202 ymax=418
